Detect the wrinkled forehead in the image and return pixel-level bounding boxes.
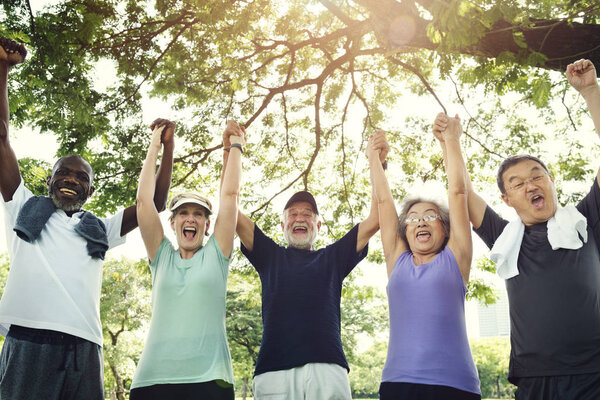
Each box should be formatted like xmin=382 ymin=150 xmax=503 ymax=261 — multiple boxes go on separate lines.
xmin=502 ymin=160 xmax=545 ymax=183
xmin=284 ymin=202 xmax=317 ymax=218
xmin=52 ymin=155 xmax=94 ymax=178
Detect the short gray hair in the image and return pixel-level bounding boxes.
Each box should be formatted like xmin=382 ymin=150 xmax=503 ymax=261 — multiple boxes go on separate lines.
xmin=397 ymin=197 xmax=450 ymax=245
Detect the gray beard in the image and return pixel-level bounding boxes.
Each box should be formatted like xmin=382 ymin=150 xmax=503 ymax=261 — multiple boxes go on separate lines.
xmin=49 ymin=192 xmax=85 ymax=213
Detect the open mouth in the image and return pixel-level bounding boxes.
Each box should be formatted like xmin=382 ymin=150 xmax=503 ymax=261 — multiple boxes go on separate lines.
xmin=183 ymin=227 xmax=197 ymax=240
xmin=293 ymin=226 xmax=308 ymax=234
xmin=416 ymin=231 xmax=431 ymax=241
xmin=59 ymin=187 xmax=78 ymax=197
xmin=531 ymin=194 xmax=545 ymax=210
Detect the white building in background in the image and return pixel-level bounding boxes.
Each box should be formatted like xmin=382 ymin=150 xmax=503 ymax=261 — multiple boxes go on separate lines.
xmin=466 ymin=284 xmax=510 ymax=339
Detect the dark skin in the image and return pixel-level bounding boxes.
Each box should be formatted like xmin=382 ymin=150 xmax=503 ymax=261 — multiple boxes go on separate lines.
xmin=0 ymin=38 xmax=174 ymax=236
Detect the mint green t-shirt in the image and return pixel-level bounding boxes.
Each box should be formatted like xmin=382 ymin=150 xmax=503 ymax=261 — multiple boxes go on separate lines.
xmin=131 ymin=235 xmax=234 ymax=389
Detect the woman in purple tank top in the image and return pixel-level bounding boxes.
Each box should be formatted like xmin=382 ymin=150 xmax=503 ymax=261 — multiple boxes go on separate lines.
xmin=366 ymin=114 xmax=481 ymax=400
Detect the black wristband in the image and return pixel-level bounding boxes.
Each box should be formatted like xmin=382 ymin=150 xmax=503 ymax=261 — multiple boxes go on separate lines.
xmin=230 ymin=143 xmax=243 ymax=154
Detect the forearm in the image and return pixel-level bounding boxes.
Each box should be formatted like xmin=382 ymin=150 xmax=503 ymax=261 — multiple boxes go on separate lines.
xmin=0 ymin=63 xmax=20 ymax=200
xmin=369 ymin=155 xmax=394 ymax=205
xmin=582 ymin=84 xmax=600 ymax=136
xmin=444 ymin=137 xmax=468 ymax=197
xmin=153 ymin=141 xmax=173 ymax=212
xmin=0 ymin=64 xmax=8 ymax=133
xmin=220 ymin=146 xmax=241 ymax=204
xmin=220 ymin=147 xmax=229 ymax=192
xmin=137 ymin=144 xmax=161 ymax=209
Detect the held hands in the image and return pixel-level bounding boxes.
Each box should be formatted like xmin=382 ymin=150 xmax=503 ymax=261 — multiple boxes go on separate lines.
xmin=0 ymin=38 xmax=27 ymax=67
xmin=433 ymin=113 xmax=462 ymax=142
xmin=149 ymin=118 xmax=175 ymax=147
xmin=223 ymin=120 xmax=246 ymax=149
xmin=566 ymin=59 xmax=599 ymax=96
xmin=367 ymin=129 xmax=390 ymax=163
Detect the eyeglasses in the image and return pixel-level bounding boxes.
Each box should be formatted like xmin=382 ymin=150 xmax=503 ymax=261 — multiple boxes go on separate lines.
xmin=405 ymin=214 xmax=439 ymax=224
xmin=506 ymin=173 xmax=547 ymax=192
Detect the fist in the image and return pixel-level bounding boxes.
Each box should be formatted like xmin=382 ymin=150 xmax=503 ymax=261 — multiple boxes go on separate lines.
xmin=0 ymin=38 xmax=27 ymax=67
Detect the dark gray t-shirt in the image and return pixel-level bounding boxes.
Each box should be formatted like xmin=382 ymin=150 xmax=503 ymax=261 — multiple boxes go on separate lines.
xmin=474 ymin=179 xmax=600 ymax=383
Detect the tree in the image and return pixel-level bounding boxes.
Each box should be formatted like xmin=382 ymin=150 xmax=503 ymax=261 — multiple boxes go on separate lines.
xmin=348 ymin=341 xmax=388 ymax=398
xmin=100 ymin=257 xmax=152 ymax=400
xmin=226 ymin=271 xmax=263 ymax=400
xmin=470 ymin=336 xmax=515 ymax=399
xmin=1 ymin=0 xmax=597 ymax=221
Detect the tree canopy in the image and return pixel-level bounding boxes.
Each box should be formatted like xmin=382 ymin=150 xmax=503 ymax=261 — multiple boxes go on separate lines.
xmin=1 ymin=0 xmax=598 ymax=223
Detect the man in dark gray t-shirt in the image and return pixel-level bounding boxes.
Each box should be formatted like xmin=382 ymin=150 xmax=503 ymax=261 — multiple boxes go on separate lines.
xmin=465 ymin=59 xmax=600 ymax=400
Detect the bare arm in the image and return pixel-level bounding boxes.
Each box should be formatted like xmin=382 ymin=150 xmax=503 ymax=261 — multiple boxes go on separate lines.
xmin=566 ymin=59 xmax=600 ymax=185
xmin=213 ymin=121 xmax=245 ymax=256
xmin=220 ymin=122 xmax=256 ymax=252
xmin=433 ymin=114 xmax=487 ymax=230
xmin=0 ymin=39 xmax=27 ymax=202
xmin=437 ymin=115 xmax=472 ymax=283
xmin=367 ymin=130 xmax=407 ymax=277
xmin=136 ymin=125 xmax=167 ymax=262
xmin=121 ymin=119 xmax=174 ymax=236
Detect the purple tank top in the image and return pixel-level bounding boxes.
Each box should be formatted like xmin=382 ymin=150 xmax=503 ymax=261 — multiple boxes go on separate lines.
xmin=381 ymin=246 xmax=480 ymax=394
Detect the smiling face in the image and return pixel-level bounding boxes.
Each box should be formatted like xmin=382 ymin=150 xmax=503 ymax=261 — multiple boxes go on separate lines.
xmin=47 ymin=155 xmax=95 ymax=214
xmin=501 ymin=159 xmax=557 ymax=226
xmin=281 ymin=201 xmax=321 ymax=250
xmin=170 ymin=203 xmax=210 ymax=258
xmin=404 ymin=202 xmax=446 ymax=257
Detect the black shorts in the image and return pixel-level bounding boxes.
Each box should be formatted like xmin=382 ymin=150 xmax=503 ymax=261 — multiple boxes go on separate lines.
xmin=515 ymin=372 xmax=600 ymax=400
xmin=130 ymin=380 xmax=234 ymax=400
xmin=379 ymin=382 xmax=481 ymax=400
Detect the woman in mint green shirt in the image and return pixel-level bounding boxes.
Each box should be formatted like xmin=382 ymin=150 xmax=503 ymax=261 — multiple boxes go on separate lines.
xmin=130 ymin=119 xmax=245 ymax=400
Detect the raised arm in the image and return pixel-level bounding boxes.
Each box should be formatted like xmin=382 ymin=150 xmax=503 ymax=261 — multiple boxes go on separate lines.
xmin=433 ymin=114 xmax=487 ymax=230
xmin=367 ymin=130 xmax=406 ymax=277
xmin=357 ymin=130 xmax=389 ymax=253
xmin=436 ymin=114 xmax=472 ymax=283
xmin=121 ymin=119 xmax=174 ymax=236
xmin=220 ymin=123 xmax=255 ymax=251
xmin=566 ymin=59 xmax=600 ymax=185
xmin=0 ymin=38 xmax=27 ymax=202
xmin=213 ymin=120 xmax=245 ymax=256
xmin=136 ymin=124 xmax=171 ymax=262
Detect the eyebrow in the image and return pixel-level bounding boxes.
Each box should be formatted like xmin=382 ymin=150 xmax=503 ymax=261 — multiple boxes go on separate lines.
xmin=507 ymin=166 xmax=543 ymax=182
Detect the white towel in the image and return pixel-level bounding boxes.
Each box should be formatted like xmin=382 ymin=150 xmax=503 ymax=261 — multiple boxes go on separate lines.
xmin=490 ymin=206 xmax=588 ymax=279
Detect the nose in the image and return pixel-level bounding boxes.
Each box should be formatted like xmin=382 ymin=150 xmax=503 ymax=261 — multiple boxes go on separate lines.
xmin=63 ymin=175 xmax=78 ymax=184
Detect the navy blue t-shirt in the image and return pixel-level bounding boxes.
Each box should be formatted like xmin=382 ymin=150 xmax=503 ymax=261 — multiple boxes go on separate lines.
xmin=241 ymin=224 xmax=368 ymax=376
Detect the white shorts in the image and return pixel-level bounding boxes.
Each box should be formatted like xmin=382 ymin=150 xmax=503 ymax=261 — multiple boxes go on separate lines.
xmin=253 ymin=363 xmax=352 ymax=400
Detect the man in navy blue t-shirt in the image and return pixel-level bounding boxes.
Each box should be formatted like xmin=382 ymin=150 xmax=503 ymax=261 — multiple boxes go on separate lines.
xmin=225 ymin=130 xmax=388 ymax=399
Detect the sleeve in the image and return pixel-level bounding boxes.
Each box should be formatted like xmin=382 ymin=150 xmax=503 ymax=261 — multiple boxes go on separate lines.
xmin=576 ymin=177 xmax=600 ymax=250
xmin=473 ymin=206 xmax=509 ymax=249
xmin=205 ymin=234 xmax=230 ymax=280
xmin=149 ymin=236 xmax=172 ymax=276
xmin=240 ymin=224 xmax=279 ymax=273
xmin=101 ymin=209 xmax=127 ymax=249
xmin=327 ymin=224 xmax=368 ymax=278
xmin=1 ymin=181 xmax=32 ymax=226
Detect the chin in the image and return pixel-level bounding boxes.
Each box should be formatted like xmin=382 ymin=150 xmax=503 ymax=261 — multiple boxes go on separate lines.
xmin=49 ymin=193 xmax=85 ymax=212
